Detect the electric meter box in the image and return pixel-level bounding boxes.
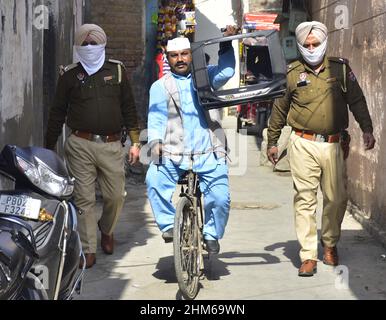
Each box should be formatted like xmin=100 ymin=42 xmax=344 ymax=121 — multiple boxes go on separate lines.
xmin=282 ymin=36 xmax=299 ymax=61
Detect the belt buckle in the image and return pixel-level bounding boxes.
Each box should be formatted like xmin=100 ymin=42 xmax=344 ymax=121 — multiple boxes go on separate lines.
xmin=93 ymin=135 xmax=104 ymax=143
xmin=315 ymin=134 xmax=326 ymax=143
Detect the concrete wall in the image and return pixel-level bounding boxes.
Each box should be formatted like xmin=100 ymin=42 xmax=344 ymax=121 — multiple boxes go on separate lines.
xmin=194 ymin=0 xmax=247 ymax=96
xmin=0 ymin=0 xmax=79 ymax=188
xmin=0 ymin=0 xmax=41 ymax=148
xmin=195 ymin=0 xmax=245 ymax=41
xmin=0 ymin=0 xmax=80 ymax=151
xmin=249 ymin=0 xmax=283 ymax=13
xmin=85 ymin=0 xmax=147 ymax=126
xmin=311 ymin=0 xmax=386 ymax=242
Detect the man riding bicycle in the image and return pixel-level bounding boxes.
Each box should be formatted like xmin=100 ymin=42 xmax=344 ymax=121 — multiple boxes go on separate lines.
xmin=144 ymin=26 xmax=238 ymax=254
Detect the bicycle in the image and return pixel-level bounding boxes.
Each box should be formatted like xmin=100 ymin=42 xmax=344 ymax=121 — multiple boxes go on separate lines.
xmin=163 ymin=150 xmax=211 ymax=300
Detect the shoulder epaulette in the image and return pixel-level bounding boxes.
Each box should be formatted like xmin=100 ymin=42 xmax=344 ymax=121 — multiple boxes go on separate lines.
xmin=287 ymin=60 xmax=302 ymax=73
xmin=329 ymin=57 xmax=349 ymax=93
xmin=108 ymin=59 xmax=125 ymax=83
xmin=59 ymin=63 xmax=79 ymax=76
xmin=328 ymin=57 xmax=349 ymax=65
xmin=108 ymin=59 xmax=125 ymax=67
xmin=63 ymin=63 xmax=79 ymax=72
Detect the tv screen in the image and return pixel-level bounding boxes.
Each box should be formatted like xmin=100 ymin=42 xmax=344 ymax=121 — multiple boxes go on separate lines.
xmin=191 ymin=30 xmax=287 ymax=110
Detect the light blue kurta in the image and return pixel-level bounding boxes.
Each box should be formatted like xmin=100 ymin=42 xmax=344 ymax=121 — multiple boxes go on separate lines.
xmin=146 ymin=46 xmax=235 ymax=239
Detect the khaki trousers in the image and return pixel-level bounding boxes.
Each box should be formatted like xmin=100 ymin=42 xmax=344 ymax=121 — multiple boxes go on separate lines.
xmin=288 ymin=133 xmax=348 ymax=262
xmin=64 ymin=134 xmax=126 ymax=253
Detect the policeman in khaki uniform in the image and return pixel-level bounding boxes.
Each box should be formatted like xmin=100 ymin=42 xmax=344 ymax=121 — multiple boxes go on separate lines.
xmin=267 ymin=21 xmax=376 ymax=277
xmin=45 ymin=24 xmax=141 ymax=269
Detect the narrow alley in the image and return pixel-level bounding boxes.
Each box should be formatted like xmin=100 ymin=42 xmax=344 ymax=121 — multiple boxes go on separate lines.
xmin=78 ymin=117 xmax=386 ymax=300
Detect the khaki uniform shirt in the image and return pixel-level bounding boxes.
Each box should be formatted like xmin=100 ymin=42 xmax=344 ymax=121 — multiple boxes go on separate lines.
xmin=268 ymin=56 xmax=373 ymax=147
xmin=45 ymin=60 xmax=140 ymax=150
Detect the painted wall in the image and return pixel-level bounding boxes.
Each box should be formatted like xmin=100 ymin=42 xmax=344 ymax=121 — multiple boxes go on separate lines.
xmin=194 ymin=0 xmax=248 ymax=92
xmin=195 ymin=0 xmax=245 ymax=42
xmin=0 ymin=0 xmax=79 ymax=189
xmin=311 ymin=0 xmax=386 ymax=242
xmin=0 ymin=0 xmax=39 ymax=148
xmin=0 ymin=0 xmax=80 ymax=152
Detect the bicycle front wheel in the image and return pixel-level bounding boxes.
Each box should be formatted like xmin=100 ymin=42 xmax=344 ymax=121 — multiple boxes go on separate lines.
xmin=173 ymin=196 xmax=201 ymax=300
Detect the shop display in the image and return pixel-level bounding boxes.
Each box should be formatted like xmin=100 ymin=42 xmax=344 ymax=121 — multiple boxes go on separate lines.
xmin=156 ymin=0 xmax=196 ymax=49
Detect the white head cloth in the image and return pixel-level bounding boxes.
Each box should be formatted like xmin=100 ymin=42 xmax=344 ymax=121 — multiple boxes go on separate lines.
xmin=166 ymin=37 xmax=191 ymax=52
xmin=74 ymin=24 xmax=107 ymax=76
xmin=295 ymin=21 xmax=328 ymax=66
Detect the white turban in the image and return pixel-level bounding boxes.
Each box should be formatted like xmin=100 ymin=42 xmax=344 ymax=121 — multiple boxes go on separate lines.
xmin=75 ymin=24 xmax=107 ymax=46
xmin=295 ymin=21 xmax=328 ymax=45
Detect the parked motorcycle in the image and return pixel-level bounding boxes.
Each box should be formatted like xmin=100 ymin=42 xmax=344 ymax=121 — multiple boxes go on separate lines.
xmin=0 ymin=145 xmax=85 ymax=300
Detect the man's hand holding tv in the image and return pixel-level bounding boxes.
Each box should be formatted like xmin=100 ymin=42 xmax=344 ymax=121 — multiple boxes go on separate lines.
xmin=222 ymin=25 xmax=240 ymax=36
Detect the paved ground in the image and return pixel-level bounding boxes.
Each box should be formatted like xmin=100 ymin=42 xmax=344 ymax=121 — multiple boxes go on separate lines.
xmin=76 ymin=116 xmax=386 ymax=300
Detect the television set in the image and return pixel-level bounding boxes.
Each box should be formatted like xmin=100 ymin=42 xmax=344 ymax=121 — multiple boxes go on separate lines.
xmin=191 ymin=30 xmax=287 ymax=110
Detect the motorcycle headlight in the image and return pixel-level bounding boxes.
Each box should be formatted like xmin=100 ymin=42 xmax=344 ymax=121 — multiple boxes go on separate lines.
xmin=16 ymin=156 xmax=74 ymax=198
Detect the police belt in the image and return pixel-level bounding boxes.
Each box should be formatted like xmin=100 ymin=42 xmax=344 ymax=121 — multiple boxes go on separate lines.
xmin=73 ymin=130 xmax=121 ymax=143
xmin=293 ymin=129 xmax=341 ymax=143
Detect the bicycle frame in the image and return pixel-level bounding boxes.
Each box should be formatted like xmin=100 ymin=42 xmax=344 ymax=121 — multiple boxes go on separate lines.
xmin=180 ymin=170 xmax=205 ymax=272
xmin=173 ymin=151 xmax=211 ymax=300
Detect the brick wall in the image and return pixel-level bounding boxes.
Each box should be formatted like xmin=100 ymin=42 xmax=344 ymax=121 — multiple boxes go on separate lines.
xmin=85 ymin=0 xmax=147 ymax=126
xmin=86 ymin=0 xmax=144 ymax=73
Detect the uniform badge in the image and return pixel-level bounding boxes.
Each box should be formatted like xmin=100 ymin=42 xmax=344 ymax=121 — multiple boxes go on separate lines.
xmin=77 ymin=72 xmax=86 ymax=81
xmin=299 ymin=72 xmax=307 ymax=82
xmin=348 ymin=71 xmax=357 ymax=82
xmin=297 ymin=72 xmax=310 ymax=87
xmin=104 ymin=75 xmax=114 ymax=82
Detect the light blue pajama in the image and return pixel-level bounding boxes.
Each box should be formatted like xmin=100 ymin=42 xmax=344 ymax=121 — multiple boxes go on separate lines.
xmin=146 ymin=158 xmax=230 ymax=240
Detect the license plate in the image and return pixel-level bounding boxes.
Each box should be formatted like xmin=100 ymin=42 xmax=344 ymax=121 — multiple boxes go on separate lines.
xmin=0 ymin=195 xmax=41 ymax=220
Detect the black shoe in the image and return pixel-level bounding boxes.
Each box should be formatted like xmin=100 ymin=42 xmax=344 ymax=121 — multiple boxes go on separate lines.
xmin=204 ymin=239 xmax=220 ymax=254
xmin=162 ymin=228 xmax=174 ymax=243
